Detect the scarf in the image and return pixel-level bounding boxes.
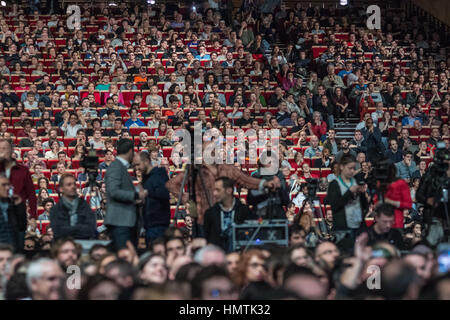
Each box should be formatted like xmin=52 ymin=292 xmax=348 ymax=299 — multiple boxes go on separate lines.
xmin=61 ymin=197 xmax=80 ymax=227
xmin=0 ymin=200 xmax=9 ymax=223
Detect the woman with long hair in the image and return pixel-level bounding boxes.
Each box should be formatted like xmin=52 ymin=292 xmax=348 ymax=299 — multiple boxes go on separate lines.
xmin=332 ymin=87 xmax=349 ymax=122
xmin=154 ymin=121 xmax=168 ymax=138
xmin=73 ymin=143 xmax=87 ymax=161
xmin=36 ymin=177 xmax=52 ymax=194
xmin=293 ymin=199 xmax=324 ymax=247
xmin=165 ymin=84 xmax=183 ymax=105
xmin=231 ymin=249 xmax=267 ymax=292
xmin=37 ymin=188 xmax=50 ymax=206
xmin=326 ymin=154 xmax=368 ymax=248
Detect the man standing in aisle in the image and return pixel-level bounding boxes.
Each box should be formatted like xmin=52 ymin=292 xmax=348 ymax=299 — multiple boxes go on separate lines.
xmin=0 ymin=139 xmax=37 ymax=252
xmin=134 ymin=151 xmax=171 ymax=246
xmin=105 ymin=139 xmax=146 ymax=251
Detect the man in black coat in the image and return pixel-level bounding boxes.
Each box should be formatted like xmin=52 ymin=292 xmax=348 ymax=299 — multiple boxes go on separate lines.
xmin=50 ymin=173 xmax=97 ymax=240
xmin=0 ymin=175 xmax=27 ymax=253
xmin=135 ymin=151 xmax=171 ymax=246
xmin=204 ymin=177 xmax=256 ymax=253
xmin=358 ymin=203 xmax=404 ymax=249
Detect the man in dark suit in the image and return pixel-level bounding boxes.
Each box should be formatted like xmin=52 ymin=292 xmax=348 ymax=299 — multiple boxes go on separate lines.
xmin=204 ymin=177 xmax=256 ymax=253
xmin=134 ymin=151 xmax=170 ymax=246
xmin=49 ymin=173 xmax=97 ymax=240
xmin=105 ymin=139 xmax=146 ymax=251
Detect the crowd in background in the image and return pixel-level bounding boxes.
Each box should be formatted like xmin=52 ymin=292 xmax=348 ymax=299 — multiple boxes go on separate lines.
xmin=0 ymin=0 xmax=448 ymax=300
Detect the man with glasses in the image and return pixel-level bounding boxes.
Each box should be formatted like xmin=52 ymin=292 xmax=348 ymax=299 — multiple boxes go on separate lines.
xmin=18 ymin=127 xmax=38 ymax=147
xmin=61 ymin=113 xmax=87 ymax=138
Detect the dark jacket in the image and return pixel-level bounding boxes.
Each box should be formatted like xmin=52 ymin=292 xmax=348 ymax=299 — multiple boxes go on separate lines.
xmin=142 ymin=167 xmax=171 ymax=229
xmin=363 ymin=224 xmax=404 ymax=249
xmin=247 ymin=170 xmax=289 ymax=220
xmin=50 ymin=197 xmax=97 ymax=239
xmin=0 ymin=200 xmax=27 ymax=251
xmin=385 ymin=149 xmax=403 ymax=163
xmin=360 ymin=127 xmax=385 ymax=161
xmin=204 ymin=198 xmax=256 ymax=252
xmin=326 ymin=179 xmax=368 ymax=231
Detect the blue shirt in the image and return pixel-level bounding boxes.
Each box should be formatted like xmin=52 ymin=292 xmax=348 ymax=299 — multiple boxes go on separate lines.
xmin=304 ymin=146 xmax=323 ymax=158
xmin=195 ymin=54 xmax=211 ymax=61
xmin=125 ymin=118 xmax=145 ymax=128
xmin=402 ymin=116 xmax=422 ymax=127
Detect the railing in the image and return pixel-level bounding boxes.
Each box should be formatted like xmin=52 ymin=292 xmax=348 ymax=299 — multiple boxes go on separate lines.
xmin=405 ymin=0 xmax=450 ymax=41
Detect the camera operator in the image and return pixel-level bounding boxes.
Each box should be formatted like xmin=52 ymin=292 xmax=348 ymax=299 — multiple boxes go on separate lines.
xmin=165 ymin=141 xmax=280 ymax=234
xmin=326 ymin=154 xmax=368 ymax=253
xmin=416 ymin=144 xmax=450 ymax=233
xmin=247 ymin=154 xmax=290 ymax=220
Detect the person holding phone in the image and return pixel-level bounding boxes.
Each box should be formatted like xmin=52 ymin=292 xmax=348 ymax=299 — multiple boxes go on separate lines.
xmin=326 ymin=154 xmax=369 ymax=253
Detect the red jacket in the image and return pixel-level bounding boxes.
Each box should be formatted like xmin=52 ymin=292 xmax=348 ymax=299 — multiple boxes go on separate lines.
xmin=310 ymin=121 xmax=327 ymax=140
xmin=374 ymin=179 xmax=412 ymax=229
xmin=0 ymin=162 xmax=37 ymax=219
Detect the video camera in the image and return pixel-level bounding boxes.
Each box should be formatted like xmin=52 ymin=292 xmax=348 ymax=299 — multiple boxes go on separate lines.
xmin=366 ymin=157 xmax=391 ymax=191
xmin=433 ymin=142 xmax=450 ymax=178
xmin=306 ymin=178 xmax=319 ymax=198
xmin=80 ymin=145 xmax=100 ymax=184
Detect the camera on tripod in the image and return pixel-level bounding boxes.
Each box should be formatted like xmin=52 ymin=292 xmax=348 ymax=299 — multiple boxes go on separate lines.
xmin=306 ymin=178 xmax=319 ymax=198
xmin=80 ymin=145 xmax=100 ymax=183
xmin=366 ymin=157 xmax=391 ymax=191
xmin=433 ymin=142 xmax=450 ymax=178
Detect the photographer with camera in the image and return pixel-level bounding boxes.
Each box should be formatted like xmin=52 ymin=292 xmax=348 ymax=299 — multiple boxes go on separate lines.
xmin=247 ymin=154 xmax=290 ymax=220
xmin=326 ymin=154 xmax=368 ymax=253
xmin=416 ymin=143 xmax=450 ymax=242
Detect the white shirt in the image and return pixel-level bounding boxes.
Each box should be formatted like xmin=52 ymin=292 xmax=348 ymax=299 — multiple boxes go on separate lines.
xmin=117 ymin=156 xmax=130 ymax=169
xmin=61 ymin=123 xmax=85 ymax=138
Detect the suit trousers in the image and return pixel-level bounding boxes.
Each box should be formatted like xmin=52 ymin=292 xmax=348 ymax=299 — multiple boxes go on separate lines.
xmin=108 ymin=225 xmax=137 ymax=252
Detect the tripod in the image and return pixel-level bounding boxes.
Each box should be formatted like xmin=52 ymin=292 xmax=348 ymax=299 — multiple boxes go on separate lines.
xmin=82 ymin=170 xmax=103 ymax=216
xmin=172 ymin=163 xmax=212 ymax=228
xmin=431 ymin=178 xmax=450 ymax=242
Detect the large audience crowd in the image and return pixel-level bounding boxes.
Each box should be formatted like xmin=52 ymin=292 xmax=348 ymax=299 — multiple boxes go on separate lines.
xmin=0 ymin=0 xmax=449 ymax=300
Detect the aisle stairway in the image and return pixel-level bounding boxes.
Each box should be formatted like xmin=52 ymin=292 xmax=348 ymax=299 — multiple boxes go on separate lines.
xmin=334 ymin=117 xmax=360 ymax=140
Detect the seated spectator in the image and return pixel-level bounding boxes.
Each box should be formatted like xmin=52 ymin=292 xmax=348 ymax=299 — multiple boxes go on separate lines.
xmin=385 ymin=139 xmax=403 ymax=164
xmin=49 ymin=173 xmax=97 ymax=239
xmin=38 ymin=198 xmax=54 ymax=222
xmin=304 ymin=135 xmax=323 ymax=159
xmin=61 ymin=113 xmax=87 ymax=138
xmin=395 ymin=151 xmax=417 ymax=182
xmin=402 ymin=106 xmax=422 ymax=128
xmin=308 ymin=111 xmax=327 ymax=141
